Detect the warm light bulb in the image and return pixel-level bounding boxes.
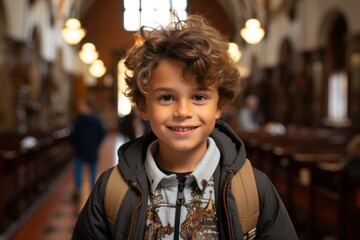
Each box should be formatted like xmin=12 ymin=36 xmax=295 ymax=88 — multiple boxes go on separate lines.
xmin=240 ymin=18 xmax=265 ymax=45
xmin=89 ymin=59 xmax=107 ymax=78
xmin=228 ymin=42 xmax=242 ymax=62
xmin=79 ymin=43 xmax=99 ymax=64
xmin=245 ymin=19 xmax=261 ymax=29
xmin=61 ymin=18 xmax=86 ymax=45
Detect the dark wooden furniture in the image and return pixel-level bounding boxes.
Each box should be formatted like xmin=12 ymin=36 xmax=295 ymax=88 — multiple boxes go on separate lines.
xmin=0 ymin=128 xmax=73 ymax=234
xmin=236 ymin=127 xmax=357 ymax=240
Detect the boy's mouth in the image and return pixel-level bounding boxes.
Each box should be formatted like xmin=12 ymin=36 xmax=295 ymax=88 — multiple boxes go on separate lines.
xmin=169 ymin=126 xmax=197 ymax=132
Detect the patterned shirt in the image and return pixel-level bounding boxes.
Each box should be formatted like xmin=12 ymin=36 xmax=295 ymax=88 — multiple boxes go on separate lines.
xmin=144 ymin=137 xmax=220 ymax=239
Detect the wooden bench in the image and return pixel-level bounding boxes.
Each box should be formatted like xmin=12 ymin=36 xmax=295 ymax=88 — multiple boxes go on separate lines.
xmin=309 ymin=160 xmax=359 ymax=240
xmin=284 ymin=152 xmax=348 ymax=239
xmin=235 ymin=127 xmax=354 ymax=239
xmin=0 ymin=128 xmax=73 ymax=235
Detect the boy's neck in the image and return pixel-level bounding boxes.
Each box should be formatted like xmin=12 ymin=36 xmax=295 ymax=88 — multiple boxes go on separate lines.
xmin=155 ymin=142 xmax=207 ymax=173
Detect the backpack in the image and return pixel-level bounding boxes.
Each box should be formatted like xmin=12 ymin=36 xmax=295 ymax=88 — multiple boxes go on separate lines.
xmin=104 ymin=159 xmax=259 ymax=240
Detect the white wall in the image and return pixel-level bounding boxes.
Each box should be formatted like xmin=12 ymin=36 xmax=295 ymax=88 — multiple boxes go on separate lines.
xmin=3 ymin=0 xmax=27 ymax=40
xmin=2 ymin=0 xmax=79 ymax=72
xmin=239 ymin=0 xmax=360 ymax=69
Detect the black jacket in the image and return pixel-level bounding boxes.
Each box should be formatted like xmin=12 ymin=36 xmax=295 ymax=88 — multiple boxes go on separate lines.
xmin=72 ymin=121 xmax=298 ymax=239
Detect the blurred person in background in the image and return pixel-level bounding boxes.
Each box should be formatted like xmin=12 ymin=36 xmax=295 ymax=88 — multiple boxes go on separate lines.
xmin=70 ymin=96 xmax=106 ymax=200
xmin=237 ymin=94 xmax=263 ymax=132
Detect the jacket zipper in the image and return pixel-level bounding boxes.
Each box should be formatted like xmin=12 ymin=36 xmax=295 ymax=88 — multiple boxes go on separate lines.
xmin=127 ymin=180 xmax=144 ymax=240
xmin=174 ymin=181 xmax=186 ymax=240
xmin=223 ymin=172 xmax=233 ymax=240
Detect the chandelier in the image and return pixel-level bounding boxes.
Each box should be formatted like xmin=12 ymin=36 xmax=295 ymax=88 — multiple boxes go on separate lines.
xmin=79 ymin=43 xmax=99 ymax=64
xmin=228 ymin=42 xmax=242 ymax=62
xmin=61 ymin=18 xmax=86 ymax=45
xmin=89 ymin=59 xmax=107 ymax=78
xmin=240 ymin=18 xmax=265 ymax=45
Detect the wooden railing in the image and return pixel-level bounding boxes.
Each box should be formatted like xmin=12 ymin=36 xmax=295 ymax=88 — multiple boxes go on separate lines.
xmin=0 ymin=128 xmax=73 ymax=234
xmin=235 ymin=127 xmax=358 ymax=240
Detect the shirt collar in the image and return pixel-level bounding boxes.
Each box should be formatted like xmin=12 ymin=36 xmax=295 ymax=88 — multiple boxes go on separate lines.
xmin=145 ymin=137 xmax=220 ymax=194
xmin=190 ymin=137 xmax=220 ymax=191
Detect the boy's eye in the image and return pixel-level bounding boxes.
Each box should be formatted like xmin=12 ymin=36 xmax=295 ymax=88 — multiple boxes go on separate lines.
xmin=192 ymin=95 xmax=207 ymax=102
xmin=159 ymin=95 xmax=174 ymax=102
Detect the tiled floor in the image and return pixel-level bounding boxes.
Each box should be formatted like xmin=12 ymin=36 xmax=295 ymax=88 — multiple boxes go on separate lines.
xmin=8 ymin=132 xmax=125 ymax=240
xmin=37 ymin=171 xmax=86 ymax=240
xmin=37 ymin=176 xmax=80 ymax=240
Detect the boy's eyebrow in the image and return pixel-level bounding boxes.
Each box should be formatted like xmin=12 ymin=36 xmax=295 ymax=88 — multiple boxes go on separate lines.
xmin=152 ymin=86 xmax=214 ymax=93
xmin=152 ymin=87 xmax=175 ymax=92
xmin=196 ymin=86 xmax=214 ymax=92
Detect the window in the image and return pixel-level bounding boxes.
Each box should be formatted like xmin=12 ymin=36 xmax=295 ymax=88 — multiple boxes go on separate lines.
xmin=124 ymin=0 xmax=187 ymax=31
xmin=117 ymin=59 xmax=132 ymax=117
xmin=324 ymin=71 xmax=351 ymax=127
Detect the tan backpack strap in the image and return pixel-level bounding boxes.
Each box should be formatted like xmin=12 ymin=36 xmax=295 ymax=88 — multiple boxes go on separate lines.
xmin=104 ymin=167 xmax=129 ymax=237
xmin=231 ymin=159 xmax=259 ymax=240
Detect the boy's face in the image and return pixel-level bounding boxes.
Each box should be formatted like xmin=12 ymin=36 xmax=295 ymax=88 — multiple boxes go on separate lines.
xmin=139 ymin=59 xmax=223 ymax=157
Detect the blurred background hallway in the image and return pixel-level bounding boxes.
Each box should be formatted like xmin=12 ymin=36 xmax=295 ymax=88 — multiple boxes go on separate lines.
xmin=0 ymin=0 xmax=359 ymax=239
xmin=5 ymin=131 xmax=124 ymax=240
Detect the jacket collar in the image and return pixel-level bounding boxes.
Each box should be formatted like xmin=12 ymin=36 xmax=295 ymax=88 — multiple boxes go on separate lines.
xmin=145 ymin=137 xmax=220 ymax=194
xmin=117 ymin=120 xmax=246 ymax=181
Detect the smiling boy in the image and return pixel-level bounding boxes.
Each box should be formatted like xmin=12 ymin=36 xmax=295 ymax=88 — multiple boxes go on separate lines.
xmin=141 ymin=59 xmax=222 ymax=173
xmin=72 ymin=14 xmax=297 ymax=240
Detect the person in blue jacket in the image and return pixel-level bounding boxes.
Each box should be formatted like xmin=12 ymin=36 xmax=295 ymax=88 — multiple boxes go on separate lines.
xmin=70 ymin=96 xmax=105 ymax=200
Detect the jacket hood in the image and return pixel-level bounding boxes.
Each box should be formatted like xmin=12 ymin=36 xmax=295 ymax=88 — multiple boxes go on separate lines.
xmin=210 ymin=120 xmax=247 ymax=172
xmin=116 ymin=120 xmax=247 ymax=181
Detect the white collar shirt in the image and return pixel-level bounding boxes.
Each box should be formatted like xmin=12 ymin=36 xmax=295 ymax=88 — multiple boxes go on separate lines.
xmin=144 ymin=137 xmax=220 ymax=239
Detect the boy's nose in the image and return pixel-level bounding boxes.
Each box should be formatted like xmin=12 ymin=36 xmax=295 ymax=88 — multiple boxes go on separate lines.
xmin=174 ymin=100 xmax=193 ymax=118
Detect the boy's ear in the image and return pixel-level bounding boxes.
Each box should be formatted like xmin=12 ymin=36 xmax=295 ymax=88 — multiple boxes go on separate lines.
xmin=136 ymin=99 xmax=149 ymax=121
xmin=215 ymin=106 xmax=224 ymax=120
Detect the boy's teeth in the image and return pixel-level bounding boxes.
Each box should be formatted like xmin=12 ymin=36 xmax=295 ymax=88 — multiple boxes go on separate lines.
xmin=173 ymin=127 xmax=192 ymax=132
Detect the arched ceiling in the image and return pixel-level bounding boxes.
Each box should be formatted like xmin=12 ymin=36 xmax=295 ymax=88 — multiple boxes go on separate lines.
xmin=79 ymin=0 xmax=236 ymax=69
xmin=77 ymin=0 xmax=294 ymax=69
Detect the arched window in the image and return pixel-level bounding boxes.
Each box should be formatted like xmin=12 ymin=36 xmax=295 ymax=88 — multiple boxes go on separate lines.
xmin=123 ymin=0 xmax=187 ymax=31
xmin=322 ymin=13 xmax=350 ymax=127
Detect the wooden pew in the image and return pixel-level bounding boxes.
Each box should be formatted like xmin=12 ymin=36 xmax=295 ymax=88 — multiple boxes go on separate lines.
xmin=310 ymin=160 xmax=359 ymax=240
xmin=235 ymin=127 xmax=353 ymax=239
xmin=0 ymin=134 xmax=25 ymax=232
xmin=0 ymin=150 xmax=18 ymax=233
xmin=0 ymin=128 xmax=73 ymax=235
xmin=285 ymin=152 xmax=347 ymax=239
xmin=261 ymin=137 xmax=348 ymax=238
xmin=272 ymin=147 xmax=346 ymax=204
xmin=237 ymin=127 xmax=349 ymax=182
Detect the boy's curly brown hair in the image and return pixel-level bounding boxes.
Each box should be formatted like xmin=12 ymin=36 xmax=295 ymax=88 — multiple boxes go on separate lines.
xmin=124 ymin=14 xmax=241 ymax=109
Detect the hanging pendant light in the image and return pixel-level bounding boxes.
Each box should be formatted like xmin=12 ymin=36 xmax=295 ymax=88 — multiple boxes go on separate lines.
xmin=89 ymin=59 xmax=106 ymax=78
xmin=228 ymin=42 xmax=242 ymax=62
xmin=240 ymin=18 xmax=265 ymax=45
xmin=61 ymin=18 xmax=86 ymax=45
xmin=79 ymin=43 xmax=99 ymax=64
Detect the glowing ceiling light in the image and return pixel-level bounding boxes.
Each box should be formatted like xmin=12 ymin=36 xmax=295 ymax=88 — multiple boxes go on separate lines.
xmin=228 ymin=42 xmax=242 ymax=62
xmin=89 ymin=59 xmax=106 ymax=78
xmin=240 ymin=18 xmax=265 ymax=45
xmin=79 ymin=43 xmax=99 ymax=64
xmin=61 ymin=18 xmax=86 ymax=45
